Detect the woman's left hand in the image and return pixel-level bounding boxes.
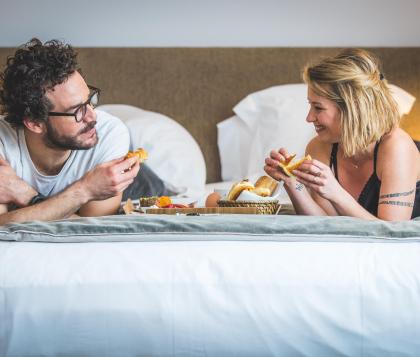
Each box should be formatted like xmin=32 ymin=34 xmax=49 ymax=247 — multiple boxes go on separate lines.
xmin=292 ymin=159 xmax=343 ymax=201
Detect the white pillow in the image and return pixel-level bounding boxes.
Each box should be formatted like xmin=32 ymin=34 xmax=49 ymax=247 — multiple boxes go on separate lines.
xmin=388 ymin=84 xmax=416 ymax=116
xmin=98 ymin=105 xmax=206 ymax=196
xmin=218 ymin=84 xmax=314 ymax=181
xmin=217 ymin=115 xmax=254 ymax=181
xmin=217 ymin=83 xmax=416 ymax=182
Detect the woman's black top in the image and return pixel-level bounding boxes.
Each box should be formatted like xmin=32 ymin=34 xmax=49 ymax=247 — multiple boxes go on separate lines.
xmin=329 ymin=142 xmax=420 ymax=218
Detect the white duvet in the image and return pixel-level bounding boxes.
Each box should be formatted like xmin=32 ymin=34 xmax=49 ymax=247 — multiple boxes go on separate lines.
xmin=1 ymin=232 xmax=420 ymax=356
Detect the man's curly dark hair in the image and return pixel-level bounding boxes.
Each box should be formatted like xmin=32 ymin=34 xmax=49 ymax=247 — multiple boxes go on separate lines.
xmin=0 ymin=38 xmax=79 ymax=127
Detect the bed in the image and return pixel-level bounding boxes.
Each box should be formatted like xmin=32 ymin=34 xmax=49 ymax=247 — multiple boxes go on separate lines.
xmin=0 ymin=47 xmax=420 ymax=356
xmin=1 ymin=215 xmax=420 ymax=356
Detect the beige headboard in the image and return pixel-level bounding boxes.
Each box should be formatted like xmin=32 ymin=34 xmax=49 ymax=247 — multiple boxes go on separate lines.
xmin=1 ymin=47 xmax=419 ymax=182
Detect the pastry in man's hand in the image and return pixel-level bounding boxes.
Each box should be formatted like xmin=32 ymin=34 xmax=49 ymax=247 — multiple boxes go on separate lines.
xmin=125 ymin=148 xmax=148 ymax=163
xmin=278 ymin=154 xmax=312 ymax=177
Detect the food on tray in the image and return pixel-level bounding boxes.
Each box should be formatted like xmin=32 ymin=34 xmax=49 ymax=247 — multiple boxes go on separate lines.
xmin=253 ymin=175 xmax=278 ymax=196
xmin=250 ymin=187 xmax=271 ymax=197
xmin=161 ymin=203 xmax=189 ymax=209
xmin=125 ymin=148 xmax=148 ymax=163
xmin=224 ymin=176 xmax=281 ymax=202
xmin=227 ymin=180 xmax=255 ymax=201
xmin=208 ymin=176 xmax=280 ymax=207
xmin=156 ymin=196 xmax=172 ymax=208
xmin=139 ymin=196 xmax=158 ymax=207
xmin=278 ymin=154 xmax=312 ymax=177
xmin=205 ymin=192 xmax=221 ymax=207
xmin=156 ymin=196 xmax=189 ymax=209
xmin=122 ymin=198 xmax=135 ymax=214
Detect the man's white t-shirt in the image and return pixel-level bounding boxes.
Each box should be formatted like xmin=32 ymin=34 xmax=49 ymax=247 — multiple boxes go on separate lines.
xmin=0 ymin=110 xmax=130 ymax=197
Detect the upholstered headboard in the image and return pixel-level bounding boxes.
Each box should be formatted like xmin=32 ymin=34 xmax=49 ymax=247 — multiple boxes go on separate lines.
xmin=1 ymin=47 xmax=419 ymax=182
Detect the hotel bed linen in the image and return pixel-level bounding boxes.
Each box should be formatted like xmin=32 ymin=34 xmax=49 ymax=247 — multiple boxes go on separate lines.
xmin=1 ymin=214 xmax=420 ymax=356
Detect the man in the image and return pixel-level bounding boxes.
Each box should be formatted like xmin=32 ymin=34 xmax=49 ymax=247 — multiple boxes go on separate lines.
xmin=0 ymin=38 xmax=140 ymax=224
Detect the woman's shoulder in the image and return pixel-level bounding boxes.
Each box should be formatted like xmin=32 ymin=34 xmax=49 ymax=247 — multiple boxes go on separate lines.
xmin=379 ymin=127 xmax=418 ymax=155
xmin=306 ymin=136 xmax=332 ymax=164
xmin=377 ymin=127 xmax=419 ymax=174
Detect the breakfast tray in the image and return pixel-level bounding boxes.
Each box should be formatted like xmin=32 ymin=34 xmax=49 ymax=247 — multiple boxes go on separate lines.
xmin=217 ymin=200 xmax=280 ymax=215
xmin=146 ymin=207 xmax=258 ymax=215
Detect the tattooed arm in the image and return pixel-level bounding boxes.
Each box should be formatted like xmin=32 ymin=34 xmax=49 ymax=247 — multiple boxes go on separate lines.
xmin=375 ymin=129 xmax=419 ymax=220
xmin=378 ymin=190 xmax=415 ymax=208
xmin=291 ymin=129 xmax=419 ymax=221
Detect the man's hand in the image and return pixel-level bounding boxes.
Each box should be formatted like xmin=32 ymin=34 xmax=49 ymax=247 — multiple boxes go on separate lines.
xmin=79 ymin=156 xmax=140 ymax=202
xmin=0 ymin=156 xmax=141 ymax=225
xmin=0 ymin=158 xmax=37 ymax=206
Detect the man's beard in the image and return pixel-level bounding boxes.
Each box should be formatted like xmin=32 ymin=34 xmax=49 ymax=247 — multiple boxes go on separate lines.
xmin=44 ymin=120 xmax=98 ymax=150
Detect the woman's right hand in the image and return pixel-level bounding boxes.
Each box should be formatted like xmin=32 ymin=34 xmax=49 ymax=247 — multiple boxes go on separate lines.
xmin=264 ymin=148 xmax=295 ymax=185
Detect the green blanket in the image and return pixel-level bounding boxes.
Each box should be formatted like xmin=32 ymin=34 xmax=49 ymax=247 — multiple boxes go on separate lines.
xmin=0 ymin=214 xmax=419 ymax=243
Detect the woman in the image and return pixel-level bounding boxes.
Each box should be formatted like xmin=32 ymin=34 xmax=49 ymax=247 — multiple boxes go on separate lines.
xmin=264 ymin=49 xmax=420 ymax=220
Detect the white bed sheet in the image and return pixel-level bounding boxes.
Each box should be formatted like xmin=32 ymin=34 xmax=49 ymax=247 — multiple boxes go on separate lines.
xmin=1 ymin=237 xmax=420 ymax=356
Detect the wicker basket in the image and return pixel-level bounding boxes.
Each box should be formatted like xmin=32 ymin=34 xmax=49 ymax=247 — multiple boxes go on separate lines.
xmin=217 ymin=199 xmax=280 ymax=215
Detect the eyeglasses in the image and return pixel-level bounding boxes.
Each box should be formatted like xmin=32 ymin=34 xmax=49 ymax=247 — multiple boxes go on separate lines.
xmin=48 ymin=85 xmax=101 ymax=122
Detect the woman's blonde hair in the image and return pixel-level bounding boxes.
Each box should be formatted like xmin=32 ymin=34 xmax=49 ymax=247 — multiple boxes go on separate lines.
xmin=302 ymin=48 xmax=399 ymax=157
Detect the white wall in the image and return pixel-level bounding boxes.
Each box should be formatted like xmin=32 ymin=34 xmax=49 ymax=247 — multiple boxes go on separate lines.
xmin=1 ymin=0 xmax=419 ymax=47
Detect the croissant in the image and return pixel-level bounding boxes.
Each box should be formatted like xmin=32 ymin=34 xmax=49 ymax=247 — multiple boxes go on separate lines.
xmin=278 ymin=154 xmax=312 ymax=177
xmin=227 ymin=180 xmax=255 ymax=201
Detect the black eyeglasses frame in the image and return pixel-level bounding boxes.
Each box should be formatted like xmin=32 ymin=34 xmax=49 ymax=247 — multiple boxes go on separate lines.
xmin=48 ymin=85 xmax=101 ymax=122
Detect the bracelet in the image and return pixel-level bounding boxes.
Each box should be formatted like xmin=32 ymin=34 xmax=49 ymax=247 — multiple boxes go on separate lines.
xmin=29 ymin=193 xmax=47 ymax=205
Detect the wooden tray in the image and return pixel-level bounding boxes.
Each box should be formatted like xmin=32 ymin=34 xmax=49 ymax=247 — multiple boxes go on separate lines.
xmin=146 ymin=207 xmax=258 ymax=215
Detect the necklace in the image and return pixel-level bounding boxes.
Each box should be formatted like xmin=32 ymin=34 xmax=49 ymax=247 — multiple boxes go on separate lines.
xmin=345 ymin=156 xmax=360 ymax=169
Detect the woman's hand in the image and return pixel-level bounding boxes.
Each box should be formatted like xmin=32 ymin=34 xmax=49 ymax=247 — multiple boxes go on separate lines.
xmin=264 ymin=148 xmax=295 ymax=185
xmin=293 ymin=159 xmax=343 ymax=200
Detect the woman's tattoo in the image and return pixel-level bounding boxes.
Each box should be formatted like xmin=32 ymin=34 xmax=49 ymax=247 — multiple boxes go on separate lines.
xmin=379 ymin=200 xmax=414 ymax=207
xmin=295 ymin=183 xmax=304 ymax=191
xmin=379 ymin=189 xmax=415 ymax=199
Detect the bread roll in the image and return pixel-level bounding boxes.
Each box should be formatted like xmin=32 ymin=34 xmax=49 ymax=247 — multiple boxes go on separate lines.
xmin=250 ymin=187 xmax=271 ymax=197
xmin=227 ymin=180 xmax=255 ymax=201
xmin=254 ymin=175 xmax=278 ymax=196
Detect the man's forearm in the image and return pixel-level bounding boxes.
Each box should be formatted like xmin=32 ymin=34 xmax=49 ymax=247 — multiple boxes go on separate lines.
xmin=0 ymin=178 xmax=37 ymax=207
xmin=17 ymin=185 xmax=38 ymax=206
xmin=0 ymin=181 xmax=90 ymax=225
